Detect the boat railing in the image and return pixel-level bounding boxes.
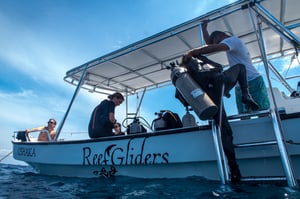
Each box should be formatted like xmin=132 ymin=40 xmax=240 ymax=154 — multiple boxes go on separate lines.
xmin=13 ymin=129 xmax=52 ymax=142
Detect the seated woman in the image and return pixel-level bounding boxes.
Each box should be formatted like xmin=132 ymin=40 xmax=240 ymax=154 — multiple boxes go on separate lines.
xmin=113 ymin=122 xmax=125 ymax=135
xmin=25 ymin=118 xmax=57 ymax=141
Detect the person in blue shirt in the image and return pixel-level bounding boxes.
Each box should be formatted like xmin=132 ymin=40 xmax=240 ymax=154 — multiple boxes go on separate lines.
xmin=88 ymin=92 xmax=124 ymax=138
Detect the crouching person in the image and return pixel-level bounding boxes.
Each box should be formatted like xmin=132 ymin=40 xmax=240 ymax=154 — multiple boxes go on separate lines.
xmin=88 ymin=92 xmax=124 ymax=138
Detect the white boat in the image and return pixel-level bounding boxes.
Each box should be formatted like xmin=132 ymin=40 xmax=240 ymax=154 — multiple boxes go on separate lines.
xmin=12 ymin=0 xmax=300 ymax=187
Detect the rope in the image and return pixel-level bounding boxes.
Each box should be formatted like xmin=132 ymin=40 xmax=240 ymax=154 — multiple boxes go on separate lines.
xmin=0 ymin=151 xmax=12 ymax=162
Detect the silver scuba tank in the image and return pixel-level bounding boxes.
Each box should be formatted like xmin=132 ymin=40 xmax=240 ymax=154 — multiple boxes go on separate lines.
xmin=171 ymin=66 xmax=217 ymax=120
xmin=182 ymin=111 xmax=197 ymax=127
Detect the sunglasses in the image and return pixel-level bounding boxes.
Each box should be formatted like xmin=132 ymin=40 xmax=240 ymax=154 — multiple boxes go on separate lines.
xmin=48 ymin=121 xmax=56 ymax=125
xmin=114 ymin=125 xmax=120 ymax=128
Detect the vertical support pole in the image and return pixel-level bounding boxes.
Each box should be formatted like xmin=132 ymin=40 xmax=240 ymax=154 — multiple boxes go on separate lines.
xmin=54 ymin=65 xmax=88 ymax=140
xmin=125 ymin=89 xmax=129 ymax=129
xmin=218 ymin=84 xmax=230 ymax=181
xmin=198 ymin=23 xmax=204 ymax=46
xmin=211 ymin=84 xmax=230 ymax=184
xmin=270 ymin=109 xmax=298 ymax=187
xmin=250 ymin=6 xmax=298 ymax=188
xmin=135 ymin=88 xmax=146 ymax=117
xmin=212 ymin=121 xmax=226 ymax=185
xmin=267 ymin=61 xmax=294 ymax=93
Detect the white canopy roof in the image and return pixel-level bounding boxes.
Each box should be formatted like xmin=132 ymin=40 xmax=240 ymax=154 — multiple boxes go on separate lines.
xmin=64 ymin=0 xmax=300 ymax=95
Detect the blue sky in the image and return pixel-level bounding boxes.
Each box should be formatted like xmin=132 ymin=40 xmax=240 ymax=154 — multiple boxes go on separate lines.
xmin=1 ymin=0 xmax=299 ymax=165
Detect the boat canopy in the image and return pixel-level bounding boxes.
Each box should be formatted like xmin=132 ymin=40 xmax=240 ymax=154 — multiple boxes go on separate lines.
xmin=64 ymin=0 xmax=300 ymax=95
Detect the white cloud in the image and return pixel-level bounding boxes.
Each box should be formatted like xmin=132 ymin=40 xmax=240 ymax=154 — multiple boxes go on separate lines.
xmin=0 ymin=12 xmax=90 ymax=91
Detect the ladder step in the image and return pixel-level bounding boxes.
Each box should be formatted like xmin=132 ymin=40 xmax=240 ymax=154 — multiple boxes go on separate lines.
xmin=235 ymin=140 xmax=277 ymax=148
xmin=241 ymin=176 xmax=286 ymax=182
xmin=228 ymin=109 xmax=271 ymax=120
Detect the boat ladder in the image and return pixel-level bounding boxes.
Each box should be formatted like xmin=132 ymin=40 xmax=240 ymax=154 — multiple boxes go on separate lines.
xmin=183 ymin=80 xmax=298 ymax=187
xmin=211 ymin=109 xmax=298 ymax=188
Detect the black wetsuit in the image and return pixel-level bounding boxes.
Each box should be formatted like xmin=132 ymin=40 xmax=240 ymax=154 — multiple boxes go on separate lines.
xmin=88 ymin=100 xmax=115 ymax=138
xmin=186 ymin=57 xmax=244 ymax=182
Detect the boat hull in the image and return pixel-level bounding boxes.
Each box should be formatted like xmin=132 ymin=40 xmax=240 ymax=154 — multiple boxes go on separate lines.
xmin=12 ymin=114 xmax=300 ymax=180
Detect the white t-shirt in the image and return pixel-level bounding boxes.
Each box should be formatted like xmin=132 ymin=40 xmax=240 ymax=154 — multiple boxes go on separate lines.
xmin=221 ymin=36 xmax=260 ymax=81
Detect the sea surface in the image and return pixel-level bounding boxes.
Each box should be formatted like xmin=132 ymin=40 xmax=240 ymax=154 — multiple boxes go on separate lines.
xmin=1 ymin=164 xmax=300 ymax=199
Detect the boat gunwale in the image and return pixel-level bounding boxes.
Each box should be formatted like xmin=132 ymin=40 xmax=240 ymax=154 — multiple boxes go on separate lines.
xmin=12 ymin=125 xmax=208 ymax=146
xmin=12 ymin=111 xmax=300 ymax=146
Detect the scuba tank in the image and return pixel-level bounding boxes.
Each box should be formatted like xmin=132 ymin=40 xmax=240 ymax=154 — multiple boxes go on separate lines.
xmin=170 ymin=62 xmax=218 ymax=120
xmin=182 ymin=107 xmax=197 ymax=127
xmin=152 ymin=111 xmax=167 ymax=131
xmin=152 ymin=110 xmax=182 ymax=131
xmin=126 ymin=117 xmax=147 ymax=134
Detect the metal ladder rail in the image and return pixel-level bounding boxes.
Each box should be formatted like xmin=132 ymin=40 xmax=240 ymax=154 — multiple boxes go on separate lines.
xmin=247 ymin=3 xmax=298 ymax=188
xmin=211 ymin=121 xmax=228 ymax=184
xmin=211 ymin=84 xmax=230 ymax=184
xmin=270 ymin=108 xmax=298 ymax=187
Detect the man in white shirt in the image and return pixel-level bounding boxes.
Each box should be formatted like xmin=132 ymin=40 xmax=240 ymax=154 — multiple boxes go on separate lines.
xmin=200 ymin=22 xmax=270 ymax=113
xmin=182 ymin=21 xmax=270 ymax=184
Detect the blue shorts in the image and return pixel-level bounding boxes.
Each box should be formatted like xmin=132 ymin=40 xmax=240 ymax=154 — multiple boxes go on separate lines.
xmin=235 ymin=75 xmax=270 ymax=113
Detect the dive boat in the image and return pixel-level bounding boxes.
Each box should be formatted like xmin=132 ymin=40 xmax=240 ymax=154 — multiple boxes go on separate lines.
xmin=12 ymin=0 xmax=300 ymax=187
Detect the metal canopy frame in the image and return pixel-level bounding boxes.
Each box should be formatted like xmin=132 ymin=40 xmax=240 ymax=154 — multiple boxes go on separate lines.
xmin=63 ymin=0 xmax=300 ymax=96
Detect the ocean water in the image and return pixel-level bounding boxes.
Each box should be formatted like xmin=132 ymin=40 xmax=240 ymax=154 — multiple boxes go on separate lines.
xmin=0 ymin=164 xmax=300 ymax=199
